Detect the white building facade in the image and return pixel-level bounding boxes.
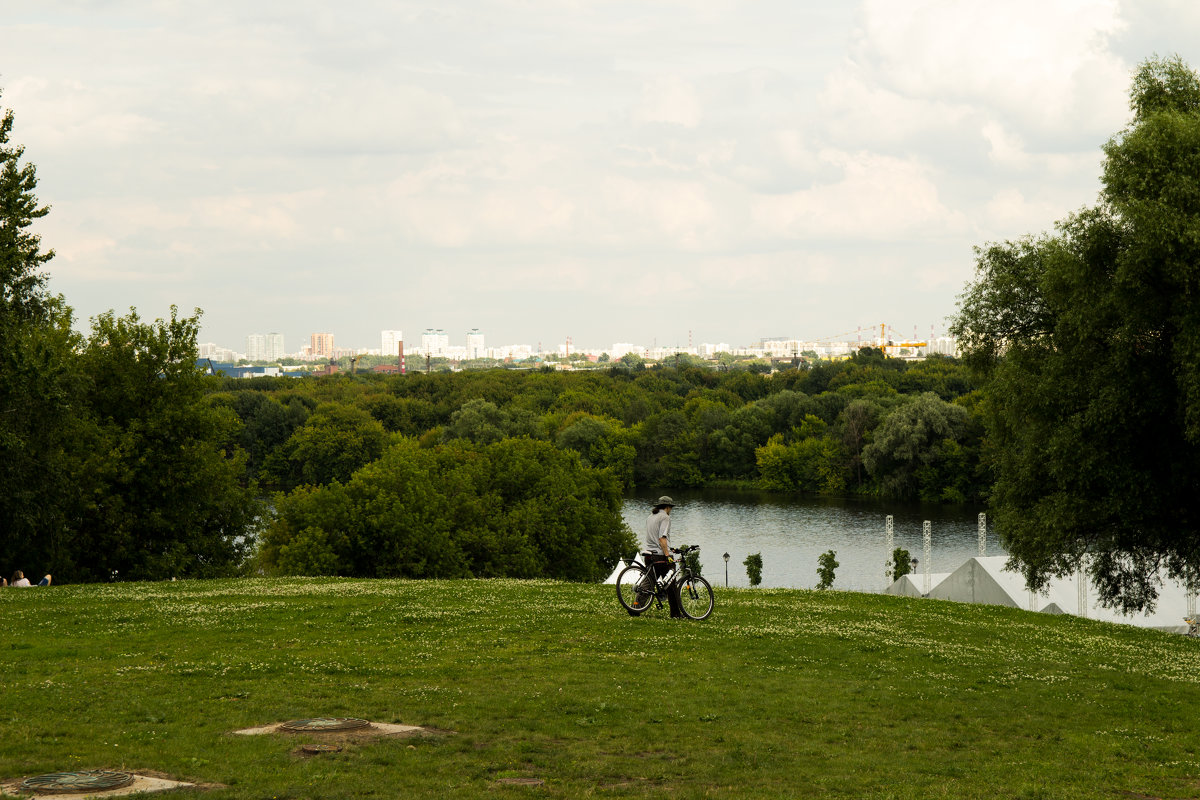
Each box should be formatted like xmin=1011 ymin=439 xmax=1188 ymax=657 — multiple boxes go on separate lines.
xmin=381 ymin=330 xmax=404 ymax=358
xmin=466 ymin=329 xmax=485 ymax=359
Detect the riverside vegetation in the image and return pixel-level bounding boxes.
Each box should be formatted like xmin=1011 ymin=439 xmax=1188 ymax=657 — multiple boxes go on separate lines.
xmin=4 ymin=578 xmax=1200 ymax=799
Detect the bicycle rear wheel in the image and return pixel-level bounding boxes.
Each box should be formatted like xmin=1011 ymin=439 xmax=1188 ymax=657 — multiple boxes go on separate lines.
xmin=616 ymin=563 xmax=654 ymax=615
xmin=678 ymin=574 xmax=714 ymax=620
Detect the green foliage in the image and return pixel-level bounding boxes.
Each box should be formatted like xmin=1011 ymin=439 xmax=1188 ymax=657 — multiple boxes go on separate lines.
xmin=0 ymin=93 xmax=73 ymax=578
xmin=683 ymin=547 xmax=703 ymax=576
xmin=67 ymin=307 xmax=261 ymax=582
xmin=264 ymin=402 xmax=389 ymax=490
xmin=861 ymin=393 xmax=981 ymax=502
xmin=744 ymin=551 xmax=763 ymax=586
xmin=816 ymin=549 xmax=838 ymax=590
xmin=952 ymin=55 xmax=1200 ymax=612
xmin=888 ymin=547 xmax=912 ymax=581
xmin=262 ymin=438 xmax=634 ymax=581
xmin=0 ymin=99 xmax=257 ymax=583
xmin=202 ymin=348 xmax=983 ymax=505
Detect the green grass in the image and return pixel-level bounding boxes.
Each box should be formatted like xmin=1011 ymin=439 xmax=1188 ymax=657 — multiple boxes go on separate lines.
xmin=3 ymin=579 xmax=1200 ymax=799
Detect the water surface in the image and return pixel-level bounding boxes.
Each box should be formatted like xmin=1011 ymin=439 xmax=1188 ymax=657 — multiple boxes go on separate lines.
xmin=621 ymin=490 xmax=1005 ymax=591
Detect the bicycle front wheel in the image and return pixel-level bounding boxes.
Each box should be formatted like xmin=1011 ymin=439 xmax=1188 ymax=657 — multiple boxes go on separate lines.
xmin=616 ymin=563 xmax=653 ymax=615
xmin=678 ymin=574 xmax=714 ymax=620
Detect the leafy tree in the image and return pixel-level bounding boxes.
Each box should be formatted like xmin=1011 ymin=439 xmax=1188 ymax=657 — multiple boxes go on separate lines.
xmin=744 ymin=552 xmax=763 ymax=586
xmin=69 ymin=307 xmax=260 ymax=581
xmin=951 ymin=55 xmax=1200 ymax=611
xmin=861 ymin=393 xmax=974 ymax=501
xmin=0 ymin=94 xmax=79 ymax=578
xmin=816 ymin=550 xmax=838 ymax=590
xmin=265 ymin=402 xmax=389 ymax=489
xmin=262 ymin=438 xmax=634 ymax=580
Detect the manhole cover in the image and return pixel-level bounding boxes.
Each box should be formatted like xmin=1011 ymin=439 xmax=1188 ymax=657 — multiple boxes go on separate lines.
xmin=279 ymin=717 xmax=371 ymax=733
xmin=301 ymin=744 xmax=343 ymax=755
xmin=22 ymin=770 xmax=136 ymax=794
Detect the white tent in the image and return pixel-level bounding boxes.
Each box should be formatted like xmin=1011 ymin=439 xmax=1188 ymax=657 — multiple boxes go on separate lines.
xmin=918 ymin=556 xmax=1193 ymax=633
xmin=885 ymin=572 xmax=951 ymax=598
xmin=603 ymin=556 xmax=643 ymax=585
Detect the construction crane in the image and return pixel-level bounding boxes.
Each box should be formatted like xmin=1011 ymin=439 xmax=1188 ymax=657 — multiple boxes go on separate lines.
xmin=877 ymin=323 xmax=926 ymax=356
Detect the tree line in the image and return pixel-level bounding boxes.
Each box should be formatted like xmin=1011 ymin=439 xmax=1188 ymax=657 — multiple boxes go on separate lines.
xmin=212 ymin=351 xmax=986 ymax=503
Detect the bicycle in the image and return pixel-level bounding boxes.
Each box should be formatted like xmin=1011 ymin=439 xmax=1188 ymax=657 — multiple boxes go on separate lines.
xmin=616 ymin=545 xmax=714 ymax=620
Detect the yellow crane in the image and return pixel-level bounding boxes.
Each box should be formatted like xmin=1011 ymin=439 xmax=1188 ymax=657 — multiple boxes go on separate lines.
xmin=878 ymin=323 xmax=926 ymax=355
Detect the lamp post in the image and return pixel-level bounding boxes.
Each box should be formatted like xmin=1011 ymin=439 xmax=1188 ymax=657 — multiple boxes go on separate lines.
xmin=723 ymin=552 xmax=730 ymax=588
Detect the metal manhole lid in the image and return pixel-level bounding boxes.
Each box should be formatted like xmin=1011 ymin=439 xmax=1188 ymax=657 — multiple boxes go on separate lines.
xmin=279 ymin=717 xmax=371 ymax=732
xmin=301 ymin=743 xmax=343 ymax=754
xmin=22 ymin=770 xmax=136 ymax=794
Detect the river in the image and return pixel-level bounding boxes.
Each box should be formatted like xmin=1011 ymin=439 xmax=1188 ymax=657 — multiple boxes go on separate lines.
xmin=620 ymin=490 xmax=1006 ymax=592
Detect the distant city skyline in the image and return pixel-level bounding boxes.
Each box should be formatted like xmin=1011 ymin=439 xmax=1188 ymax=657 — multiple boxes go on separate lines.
xmin=206 ymin=320 xmax=956 ymax=362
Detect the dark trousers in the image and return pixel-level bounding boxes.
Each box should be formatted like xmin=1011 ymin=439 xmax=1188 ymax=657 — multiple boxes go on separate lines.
xmin=643 ymin=553 xmax=683 ymax=617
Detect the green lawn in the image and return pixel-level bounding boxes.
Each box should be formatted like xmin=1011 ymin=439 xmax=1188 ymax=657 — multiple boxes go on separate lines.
xmin=3 ymin=578 xmax=1200 ymax=799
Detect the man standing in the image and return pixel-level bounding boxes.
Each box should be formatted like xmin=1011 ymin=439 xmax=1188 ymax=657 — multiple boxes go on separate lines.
xmin=640 ymin=496 xmax=683 ymax=618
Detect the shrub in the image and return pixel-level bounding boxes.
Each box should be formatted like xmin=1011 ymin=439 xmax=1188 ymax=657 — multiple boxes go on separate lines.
xmin=817 ymin=550 xmax=838 ymax=590
xmin=744 ymin=552 xmax=763 ymax=586
xmin=888 ymin=547 xmax=912 ymax=581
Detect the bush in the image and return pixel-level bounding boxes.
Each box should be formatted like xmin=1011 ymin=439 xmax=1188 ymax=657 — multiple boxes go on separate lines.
xmin=817 ymin=550 xmax=838 ymax=590
xmin=888 ymin=547 xmax=912 ymax=581
xmin=261 ymin=437 xmax=635 ymax=581
xmin=744 ymin=552 xmax=763 ymax=586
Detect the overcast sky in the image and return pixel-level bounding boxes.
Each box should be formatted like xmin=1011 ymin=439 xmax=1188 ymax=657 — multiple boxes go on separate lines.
xmin=4 ymin=1 xmax=1200 ymax=352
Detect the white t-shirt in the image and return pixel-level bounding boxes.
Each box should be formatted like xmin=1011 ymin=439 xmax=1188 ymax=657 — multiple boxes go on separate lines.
xmin=643 ymin=510 xmax=671 ymax=555
xmin=12 ymin=578 xmax=31 ymax=587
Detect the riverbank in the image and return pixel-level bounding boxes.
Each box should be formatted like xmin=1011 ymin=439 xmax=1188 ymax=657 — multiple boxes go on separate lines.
xmin=3 ymin=578 xmax=1198 ymax=798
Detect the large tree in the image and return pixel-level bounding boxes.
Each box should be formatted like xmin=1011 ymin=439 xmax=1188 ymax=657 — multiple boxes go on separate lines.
xmin=0 ymin=92 xmax=80 ymax=576
xmin=67 ymin=307 xmax=261 ymax=581
xmin=952 ymin=55 xmax=1200 ymax=612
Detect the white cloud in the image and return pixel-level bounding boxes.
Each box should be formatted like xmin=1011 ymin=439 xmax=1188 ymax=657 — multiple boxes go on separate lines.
xmin=850 ymin=0 xmax=1129 ymax=135
xmin=634 ymin=75 xmax=702 ymax=127
xmin=752 ymin=150 xmax=967 ymax=240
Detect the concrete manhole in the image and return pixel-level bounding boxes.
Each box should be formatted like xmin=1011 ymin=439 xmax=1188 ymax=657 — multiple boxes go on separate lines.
xmin=233 ymin=719 xmax=446 ymax=740
xmin=21 ymin=772 xmax=135 ymax=795
xmin=0 ymin=771 xmax=199 ymax=798
xmin=278 ymin=717 xmax=371 ymax=733
xmin=300 ymin=744 xmax=343 ymax=755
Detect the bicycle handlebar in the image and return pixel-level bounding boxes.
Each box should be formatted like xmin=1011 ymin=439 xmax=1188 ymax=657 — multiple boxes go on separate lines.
xmin=670 ymin=545 xmax=699 ymax=554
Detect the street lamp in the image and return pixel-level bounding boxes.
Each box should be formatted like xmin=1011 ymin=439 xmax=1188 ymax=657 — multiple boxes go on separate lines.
xmin=723 ymin=552 xmax=730 ymax=588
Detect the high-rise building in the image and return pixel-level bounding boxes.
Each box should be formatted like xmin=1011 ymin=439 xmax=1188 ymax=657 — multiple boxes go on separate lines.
xmin=310 ymin=332 xmax=335 ymax=359
xmin=381 ymin=330 xmax=404 ymax=359
xmin=421 ymin=328 xmax=449 ymax=356
xmin=466 ymin=328 xmax=485 ymax=359
xmin=246 ymin=333 xmax=285 ymax=361
xmin=246 ymin=334 xmax=266 ymax=361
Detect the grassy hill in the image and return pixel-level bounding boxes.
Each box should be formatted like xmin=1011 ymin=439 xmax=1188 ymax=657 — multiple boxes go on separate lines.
xmin=2 ymin=578 xmax=1200 ymax=799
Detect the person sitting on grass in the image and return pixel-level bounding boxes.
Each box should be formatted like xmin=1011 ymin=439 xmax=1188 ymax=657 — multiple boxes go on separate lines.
xmin=10 ymin=570 xmax=31 ymax=587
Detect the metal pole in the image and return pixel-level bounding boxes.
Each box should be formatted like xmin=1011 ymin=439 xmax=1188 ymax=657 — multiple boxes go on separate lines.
xmin=885 ymin=515 xmax=894 ymax=582
xmin=1077 ymin=558 xmax=1088 ymax=618
xmin=922 ymin=521 xmax=931 ymax=594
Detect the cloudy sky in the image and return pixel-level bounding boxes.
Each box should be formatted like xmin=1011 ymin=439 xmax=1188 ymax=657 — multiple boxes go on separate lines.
xmin=4 ymin=1 xmax=1200 ymax=353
